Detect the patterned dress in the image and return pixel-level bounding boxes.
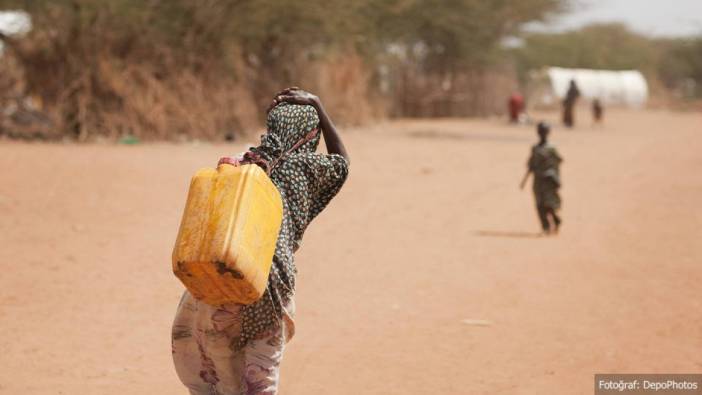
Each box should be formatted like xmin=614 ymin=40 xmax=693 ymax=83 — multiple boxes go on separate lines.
xmin=528 ymin=142 xmax=562 ymax=210
xmin=172 ymin=103 xmax=349 ymax=394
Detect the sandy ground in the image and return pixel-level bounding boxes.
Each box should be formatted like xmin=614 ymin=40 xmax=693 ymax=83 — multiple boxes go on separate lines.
xmin=0 ymin=109 xmax=700 ymax=394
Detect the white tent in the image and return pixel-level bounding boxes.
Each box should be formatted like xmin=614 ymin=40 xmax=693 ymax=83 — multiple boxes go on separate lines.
xmin=0 ymin=10 xmax=32 ymax=55
xmin=529 ymin=67 xmax=649 ymax=108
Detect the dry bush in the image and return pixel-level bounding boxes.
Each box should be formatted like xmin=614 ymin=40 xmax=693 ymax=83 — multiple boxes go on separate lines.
xmin=301 ymin=51 xmax=379 ymax=125
xmin=0 ymin=0 xmax=569 ymax=141
xmin=0 ymin=51 xmax=24 ymax=96
xmin=0 ymin=51 xmax=57 ymax=139
xmin=86 ymin=59 xmax=260 ymax=141
xmin=389 ymin=64 xmax=518 ymax=118
xmin=1 ymin=0 xmax=565 ymax=141
xmin=2 ymin=49 xmax=382 ymax=141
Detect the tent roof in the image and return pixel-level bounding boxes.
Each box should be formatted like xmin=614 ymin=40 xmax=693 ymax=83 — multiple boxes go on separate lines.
xmin=0 ymin=10 xmax=31 ymax=35
xmin=546 ymin=67 xmax=648 ymax=107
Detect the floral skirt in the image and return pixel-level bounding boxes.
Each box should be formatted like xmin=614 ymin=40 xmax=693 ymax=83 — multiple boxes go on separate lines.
xmin=172 ymin=291 xmax=295 ymax=395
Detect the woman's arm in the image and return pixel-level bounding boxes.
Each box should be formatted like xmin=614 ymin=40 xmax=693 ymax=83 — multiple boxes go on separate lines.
xmin=312 ymin=97 xmax=349 ymax=163
xmin=269 ymin=88 xmax=350 ymax=164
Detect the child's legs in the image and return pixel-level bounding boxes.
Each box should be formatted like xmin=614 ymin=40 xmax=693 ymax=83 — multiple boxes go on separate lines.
xmin=536 ymin=204 xmax=550 ymax=232
xmin=548 ymin=208 xmax=561 ymax=226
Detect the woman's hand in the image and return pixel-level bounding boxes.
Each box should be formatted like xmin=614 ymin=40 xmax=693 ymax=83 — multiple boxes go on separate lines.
xmin=267 ymin=87 xmax=320 ymax=112
xmin=218 ymin=156 xmax=240 ymax=167
xmin=218 ymin=152 xmax=246 ymax=167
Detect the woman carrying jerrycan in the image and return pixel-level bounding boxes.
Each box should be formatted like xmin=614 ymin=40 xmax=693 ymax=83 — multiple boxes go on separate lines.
xmin=172 ymin=87 xmax=350 ymax=394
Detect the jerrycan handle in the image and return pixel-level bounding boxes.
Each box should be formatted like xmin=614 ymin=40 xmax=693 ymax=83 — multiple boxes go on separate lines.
xmin=218 ymin=156 xmax=242 ymax=167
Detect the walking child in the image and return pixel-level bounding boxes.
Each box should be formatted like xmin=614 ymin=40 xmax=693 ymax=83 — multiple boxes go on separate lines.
xmin=520 ymin=122 xmax=563 ymax=235
xmin=592 ymin=98 xmax=604 ymax=125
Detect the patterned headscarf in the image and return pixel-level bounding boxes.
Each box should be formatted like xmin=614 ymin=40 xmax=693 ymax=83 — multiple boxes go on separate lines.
xmin=243 ymin=103 xmax=321 ymax=174
xmin=236 ymin=103 xmax=349 ymax=350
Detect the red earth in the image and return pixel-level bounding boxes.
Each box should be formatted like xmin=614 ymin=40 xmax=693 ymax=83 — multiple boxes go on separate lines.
xmin=0 ymin=109 xmax=700 ymax=394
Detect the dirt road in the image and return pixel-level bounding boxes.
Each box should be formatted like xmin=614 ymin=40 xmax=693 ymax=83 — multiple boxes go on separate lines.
xmin=0 ymin=110 xmax=700 ymax=394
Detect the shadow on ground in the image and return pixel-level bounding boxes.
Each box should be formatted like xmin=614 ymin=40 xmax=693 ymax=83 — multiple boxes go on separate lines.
xmin=475 ymin=230 xmax=544 ymax=239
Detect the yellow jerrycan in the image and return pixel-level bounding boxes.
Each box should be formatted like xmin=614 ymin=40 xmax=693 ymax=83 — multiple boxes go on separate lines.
xmin=172 ymin=163 xmax=283 ymax=305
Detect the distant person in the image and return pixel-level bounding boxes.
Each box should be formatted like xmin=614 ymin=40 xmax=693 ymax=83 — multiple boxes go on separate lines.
xmin=172 ymin=87 xmax=350 ymax=394
xmin=592 ymin=98 xmax=604 ymax=125
xmin=508 ymin=92 xmax=524 ymax=123
xmin=520 ymin=122 xmax=563 ymax=235
xmin=562 ymin=79 xmax=580 ymax=128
